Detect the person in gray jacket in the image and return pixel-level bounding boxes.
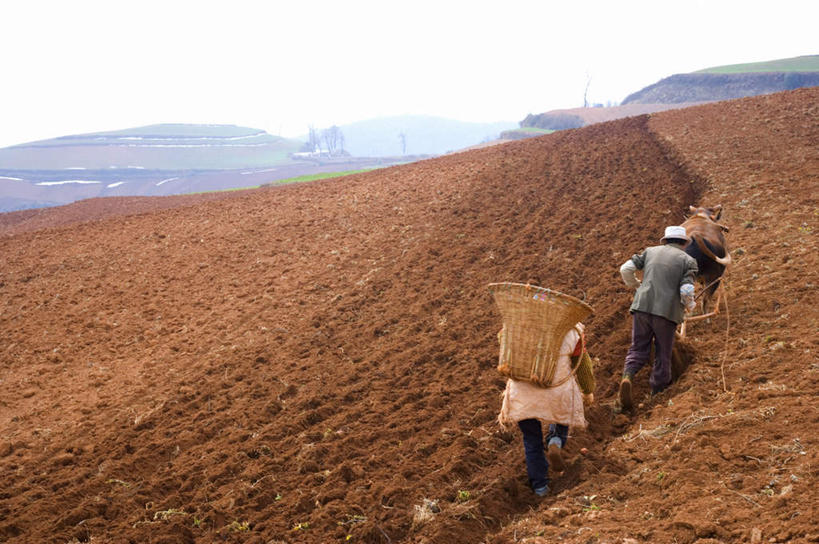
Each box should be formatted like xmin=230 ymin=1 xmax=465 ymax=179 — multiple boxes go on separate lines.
xmin=618 ymin=225 xmax=698 ymax=409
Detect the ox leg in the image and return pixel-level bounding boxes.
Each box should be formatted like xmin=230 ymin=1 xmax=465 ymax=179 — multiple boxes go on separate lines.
xmin=702 ymin=278 xmax=722 ymax=315
xmin=701 ymin=290 xmax=711 ymax=315
xmin=714 ymin=287 xmax=725 ymax=316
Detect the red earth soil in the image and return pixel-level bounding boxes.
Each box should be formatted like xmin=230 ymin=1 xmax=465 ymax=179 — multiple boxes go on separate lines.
xmin=0 ymin=192 xmax=241 ymax=238
xmin=0 ymin=87 xmax=816 ymax=544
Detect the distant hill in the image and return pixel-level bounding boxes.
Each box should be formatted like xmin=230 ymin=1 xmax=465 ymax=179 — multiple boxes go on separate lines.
xmin=0 ymin=124 xmax=416 ymax=212
xmin=0 ymin=124 xmax=303 ymax=170
xmin=514 ymin=55 xmax=818 ymax=136
xmin=623 ymin=55 xmax=819 ymax=104
xmin=336 ymin=116 xmax=516 ymax=157
xmin=0 ymin=124 xmax=302 ymax=211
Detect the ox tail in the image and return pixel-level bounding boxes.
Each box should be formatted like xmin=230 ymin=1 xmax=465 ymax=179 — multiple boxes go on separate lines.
xmin=692 ymin=234 xmax=731 ymax=266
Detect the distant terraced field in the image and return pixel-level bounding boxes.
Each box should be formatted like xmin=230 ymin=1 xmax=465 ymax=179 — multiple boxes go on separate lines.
xmin=0 ymin=124 xmax=416 ymax=212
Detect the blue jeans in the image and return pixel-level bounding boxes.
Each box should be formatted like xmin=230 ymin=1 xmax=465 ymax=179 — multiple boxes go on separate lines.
xmin=518 ymin=419 xmax=569 ymax=490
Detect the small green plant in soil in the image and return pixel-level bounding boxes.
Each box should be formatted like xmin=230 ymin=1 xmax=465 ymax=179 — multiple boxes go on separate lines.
xmin=582 ymin=495 xmax=601 ymax=512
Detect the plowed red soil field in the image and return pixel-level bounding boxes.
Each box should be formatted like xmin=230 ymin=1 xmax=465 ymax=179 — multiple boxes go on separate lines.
xmin=1 ymin=87 xmax=816 ymax=544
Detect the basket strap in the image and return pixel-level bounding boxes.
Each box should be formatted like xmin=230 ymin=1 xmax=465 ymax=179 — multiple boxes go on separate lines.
xmin=540 ymin=325 xmax=585 ymax=389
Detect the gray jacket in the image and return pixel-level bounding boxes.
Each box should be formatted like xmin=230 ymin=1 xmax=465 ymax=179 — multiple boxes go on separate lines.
xmin=620 ymin=243 xmax=698 ymax=324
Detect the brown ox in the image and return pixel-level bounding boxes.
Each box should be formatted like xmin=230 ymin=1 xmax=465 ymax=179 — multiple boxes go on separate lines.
xmin=682 ymin=204 xmax=731 ymax=314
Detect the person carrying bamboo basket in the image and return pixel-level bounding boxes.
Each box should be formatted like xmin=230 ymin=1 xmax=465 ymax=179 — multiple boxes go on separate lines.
xmin=492 ymin=283 xmax=595 ymax=497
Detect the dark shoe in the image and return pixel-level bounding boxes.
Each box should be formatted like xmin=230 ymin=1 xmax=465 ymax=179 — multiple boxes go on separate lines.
xmin=619 ymin=375 xmax=633 ymax=410
xmin=547 ymin=443 xmax=566 ymax=473
xmin=533 ymin=484 xmax=549 ymax=497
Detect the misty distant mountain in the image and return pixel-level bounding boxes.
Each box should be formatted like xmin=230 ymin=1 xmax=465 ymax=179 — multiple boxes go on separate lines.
xmin=336 ymin=116 xmax=516 ymax=157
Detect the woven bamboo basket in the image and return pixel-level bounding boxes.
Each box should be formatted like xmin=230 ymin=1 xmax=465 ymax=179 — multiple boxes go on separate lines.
xmin=489 ymin=282 xmax=594 ymax=387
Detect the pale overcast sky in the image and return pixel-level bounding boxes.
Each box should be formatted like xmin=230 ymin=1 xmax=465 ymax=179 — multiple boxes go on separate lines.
xmin=0 ymin=0 xmax=816 ymax=148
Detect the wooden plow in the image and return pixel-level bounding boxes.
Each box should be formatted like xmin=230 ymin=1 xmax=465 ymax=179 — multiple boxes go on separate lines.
xmin=677 ymin=282 xmax=727 ymax=339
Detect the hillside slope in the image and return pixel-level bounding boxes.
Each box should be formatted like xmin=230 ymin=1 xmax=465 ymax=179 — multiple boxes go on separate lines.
xmin=0 ymin=88 xmax=816 ymax=544
xmin=622 ymin=71 xmax=819 ymax=104
xmin=624 ymin=55 xmax=819 ymax=104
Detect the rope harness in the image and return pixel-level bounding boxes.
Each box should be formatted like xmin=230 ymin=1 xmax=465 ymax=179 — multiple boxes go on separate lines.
xmin=693 ymin=276 xmax=724 ymax=301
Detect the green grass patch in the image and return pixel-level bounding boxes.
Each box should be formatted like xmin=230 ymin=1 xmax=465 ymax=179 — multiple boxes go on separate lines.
xmin=274 ymin=168 xmax=374 ymax=185
xmin=188 ymin=185 xmax=259 ymax=195
xmin=500 ymin=127 xmax=556 ymax=139
xmin=697 ymin=55 xmax=819 ymax=74
xmin=514 ymin=127 xmax=556 ymax=134
xmin=186 ymin=168 xmax=376 ymax=195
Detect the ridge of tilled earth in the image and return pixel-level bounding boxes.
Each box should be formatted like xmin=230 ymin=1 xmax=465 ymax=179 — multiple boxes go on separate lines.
xmin=0 ymin=88 xmax=816 ymax=544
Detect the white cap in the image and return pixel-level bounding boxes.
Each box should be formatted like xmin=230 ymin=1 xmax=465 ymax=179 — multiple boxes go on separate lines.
xmin=661 ymin=225 xmax=690 ymax=242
